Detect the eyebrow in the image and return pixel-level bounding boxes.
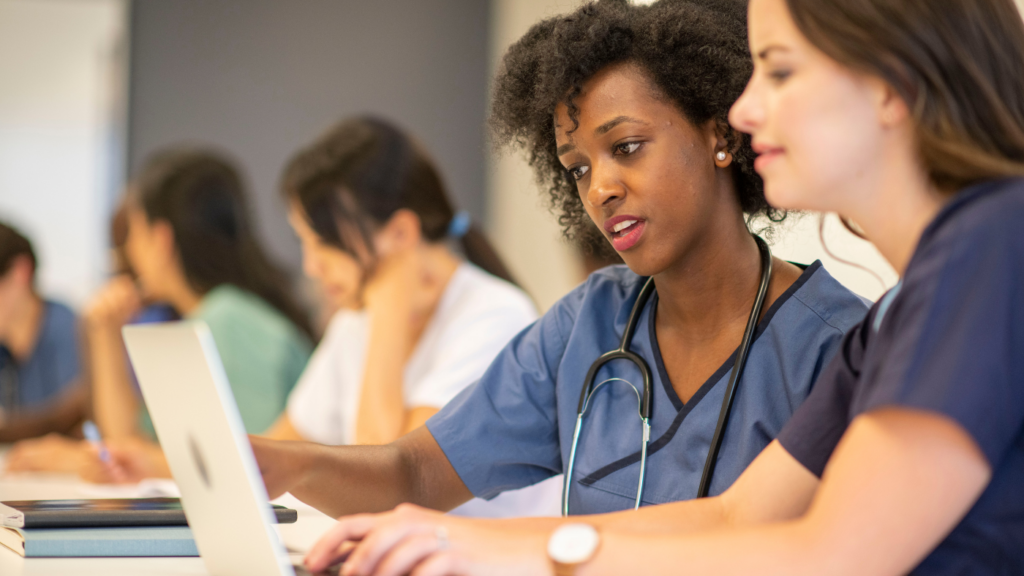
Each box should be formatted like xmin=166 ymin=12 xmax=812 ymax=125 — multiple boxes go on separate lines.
xmin=596 ymin=115 xmax=647 ymax=135
xmin=756 ymin=44 xmax=790 ymax=59
xmin=557 ymin=115 xmax=649 ymax=156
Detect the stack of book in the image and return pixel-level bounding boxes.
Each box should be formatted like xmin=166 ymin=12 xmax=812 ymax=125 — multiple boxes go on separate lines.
xmin=0 ymin=497 xmax=296 ymax=557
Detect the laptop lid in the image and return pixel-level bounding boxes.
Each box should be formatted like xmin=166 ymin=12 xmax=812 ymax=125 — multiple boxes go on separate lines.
xmin=123 ymin=321 xmax=293 ymax=576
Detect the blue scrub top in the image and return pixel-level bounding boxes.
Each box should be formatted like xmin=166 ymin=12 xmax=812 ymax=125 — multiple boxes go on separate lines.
xmin=427 ymin=262 xmax=870 ymax=514
xmin=0 ymin=300 xmax=80 ymax=411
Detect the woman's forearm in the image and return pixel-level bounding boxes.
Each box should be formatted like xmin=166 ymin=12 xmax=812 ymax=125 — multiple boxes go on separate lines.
xmin=580 ymin=411 xmax=990 ymax=576
xmin=260 ymin=426 xmax=474 ymax=518
xmin=0 ymin=381 xmax=88 ymax=441
xmin=88 ymin=327 xmax=141 ymax=439
xmin=473 ymin=490 xmax=732 ymax=540
xmin=582 ymin=520 xmax=824 ymax=576
xmin=354 ymin=305 xmax=416 ymax=445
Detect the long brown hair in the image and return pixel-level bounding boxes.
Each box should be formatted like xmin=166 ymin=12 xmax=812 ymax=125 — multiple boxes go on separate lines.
xmin=134 ymin=148 xmax=315 ymax=340
xmin=786 ymin=0 xmax=1024 ymax=191
xmin=281 ymin=116 xmax=517 ymax=285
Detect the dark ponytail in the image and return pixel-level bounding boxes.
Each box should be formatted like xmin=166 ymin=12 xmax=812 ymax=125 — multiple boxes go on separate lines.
xmin=458 ymin=226 xmax=516 ymax=286
xmin=133 ymin=148 xmax=315 ymax=340
xmin=281 ymin=116 xmax=518 ymax=286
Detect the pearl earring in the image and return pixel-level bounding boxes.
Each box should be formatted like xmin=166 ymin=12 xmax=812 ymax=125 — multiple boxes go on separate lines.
xmin=716 ymin=151 xmax=727 ymax=162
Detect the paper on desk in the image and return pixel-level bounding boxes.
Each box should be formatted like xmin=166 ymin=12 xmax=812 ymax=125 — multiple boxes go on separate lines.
xmin=76 ymin=479 xmax=181 ymax=499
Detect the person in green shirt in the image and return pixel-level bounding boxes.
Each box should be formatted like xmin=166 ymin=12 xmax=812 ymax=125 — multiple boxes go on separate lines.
xmin=6 ymin=148 xmax=313 ymax=478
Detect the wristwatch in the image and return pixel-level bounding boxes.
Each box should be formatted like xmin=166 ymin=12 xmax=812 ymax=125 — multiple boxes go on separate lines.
xmin=547 ymin=523 xmax=601 ymax=576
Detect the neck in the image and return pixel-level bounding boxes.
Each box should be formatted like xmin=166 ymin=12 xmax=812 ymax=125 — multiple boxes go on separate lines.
xmin=843 ymin=144 xmax=947 ymax=275
xmin=411 ymin=244 xmax=462 ymax=318
xmin=161 ymin=268 xmax=204 ymax=316
xmin=2 ymin=293 xmax=44 ymax=361
xmin=653 ymin=212 xmax=762 ymax=337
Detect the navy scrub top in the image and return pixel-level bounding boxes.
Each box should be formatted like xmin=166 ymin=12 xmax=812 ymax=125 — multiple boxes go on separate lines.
xmin=778 ymin=178 xmax=1024 ymax=575
xmin=427 ymin=262 xmax=870 ymax=514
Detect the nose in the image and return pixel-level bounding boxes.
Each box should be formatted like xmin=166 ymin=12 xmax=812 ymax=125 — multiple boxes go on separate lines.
xmin=585 ymin=163 xmax=625 ymax=209
xmin=729 ymin=77 xmax=763 ymax=134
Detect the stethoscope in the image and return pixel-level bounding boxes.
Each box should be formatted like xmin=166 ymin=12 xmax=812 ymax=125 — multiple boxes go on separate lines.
xmin=562 ymin=235 xmax=773 ymax=515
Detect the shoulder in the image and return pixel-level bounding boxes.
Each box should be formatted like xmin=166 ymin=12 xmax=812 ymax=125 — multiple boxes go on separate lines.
xmin=899 ymin=178 xmax=1024 ymax=301
xmin=34 ymin=301 xmax=79 ymax=365
xmin=194 ymin=285 xmax=309 ymax=349
xmin=919 ymin=178 xmax=1024 ymax=263
xmin=448 ymin=264 xmax=538 ymax=323
xmin=319 ymin=308 xmax=367 ymax=346
xmin=554 ymin=264 xmax=647 ymax=318
xmin=780 ymin=261 xmax=872 ymax=337
xmin=41 ymin=300 xmax=78 ymax=345
xmin=43 ymin=300 xmax=77 ymax=328
xmin=35 ymin=300 xmax=80 ymax=373
xmin=196 ymin=284 xmax=277 ymax=326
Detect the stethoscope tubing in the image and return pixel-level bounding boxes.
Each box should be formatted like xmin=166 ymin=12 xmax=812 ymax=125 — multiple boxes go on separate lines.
xmin=562 ymin=235 xmax=772 ymax=515
xmin=697 ymin=236 xmax=772 ymax=497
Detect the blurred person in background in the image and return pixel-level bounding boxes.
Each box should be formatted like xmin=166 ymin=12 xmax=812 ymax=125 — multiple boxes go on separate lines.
xmin=6 ymin=148 xmax=313 ymax=474
xmin=0 ymin=222 xmax=85 ymax=442
xmin=100 ymin=116 xmax=562 ymax=517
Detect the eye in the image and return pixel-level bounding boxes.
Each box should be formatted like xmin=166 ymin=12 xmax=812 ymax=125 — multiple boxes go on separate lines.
xmin=614 ymin=141 xmax=643 ymax=156
xmin=768 ymin=69 xmax=792 ymax=83
xmin=568 ymin=165 xmax=590 ymax=181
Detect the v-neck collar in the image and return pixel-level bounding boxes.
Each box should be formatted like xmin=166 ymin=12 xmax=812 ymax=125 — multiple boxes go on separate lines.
xmin=579 ymin=260 xmax=820 ymax=488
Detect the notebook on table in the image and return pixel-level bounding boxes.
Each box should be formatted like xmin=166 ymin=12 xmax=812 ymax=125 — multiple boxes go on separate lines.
xmin=0 ymin=497 xmax=297 ymax=528
xmin=0 ymin=524 xmax=198 ymax=558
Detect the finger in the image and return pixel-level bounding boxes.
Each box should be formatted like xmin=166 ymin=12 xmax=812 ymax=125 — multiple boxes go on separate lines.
xmin=342 ymin=521 xmax=431 ymax=576
xmin=372 ymin=532 xmax=447 ymax=576
xmin=305 ymin=515 xmax=378 ymax=572
xmin=410 ymin=551 xmax=468 ymax=576
xmin=103 ymin=446 xmax=141 ymax=483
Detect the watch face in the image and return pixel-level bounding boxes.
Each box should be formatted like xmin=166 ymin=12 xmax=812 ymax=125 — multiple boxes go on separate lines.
xmin=548 ymin=523 xmax=600 ymax=564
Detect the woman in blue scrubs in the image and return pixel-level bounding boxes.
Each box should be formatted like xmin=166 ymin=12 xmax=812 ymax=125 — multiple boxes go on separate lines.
xmin=250 ymin=0 xmax=867 ymax=522
xmin=305 ymin=0 xmax=1024 ymax=574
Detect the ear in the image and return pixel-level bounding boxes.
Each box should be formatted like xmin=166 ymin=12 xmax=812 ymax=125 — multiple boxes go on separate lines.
xmin=707 ymin=118 xmax=734 ymax=168
xmin=10 ymin=255 xmax=35 ymax=289
xmin=151 ymin=219 xmax=177 ymax=263
xmin=373 ymin=209 xmax=423 ymax=257
xmin=875 ymin=79 xmax=910 ymax=128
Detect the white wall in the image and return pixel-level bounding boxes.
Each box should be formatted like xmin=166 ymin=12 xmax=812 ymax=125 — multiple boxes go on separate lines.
xmin=0 ymin=0 xmax=128 ymax=307
xmin=488 ymin=0 xmax=586 ymax=313
xmin=488 ymin=0 xmax=898 ymax=311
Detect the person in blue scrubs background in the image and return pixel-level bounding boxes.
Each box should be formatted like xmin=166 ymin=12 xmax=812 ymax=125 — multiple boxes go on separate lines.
xmin=248 ymin=0 xmax=869 ymax=527
xmin=0 ymin=222 xmax=85 ymax=441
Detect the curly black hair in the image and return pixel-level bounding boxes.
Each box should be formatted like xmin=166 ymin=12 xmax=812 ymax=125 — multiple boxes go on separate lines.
xmin=490 ymin=0 xmax=785 ymax=250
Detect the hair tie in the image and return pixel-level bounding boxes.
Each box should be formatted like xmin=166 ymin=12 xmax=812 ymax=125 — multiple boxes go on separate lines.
xmin=447 ymin=210 xmax=471 ymax=239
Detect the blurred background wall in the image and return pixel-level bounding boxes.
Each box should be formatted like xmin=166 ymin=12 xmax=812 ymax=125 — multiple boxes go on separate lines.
xmin=128 ymin=0 xmax=490 ymax=276
xmin=0 ymin=0 xmax=128 ymax=307
xmin=9 ymin=0 xmax=1010 ymax=314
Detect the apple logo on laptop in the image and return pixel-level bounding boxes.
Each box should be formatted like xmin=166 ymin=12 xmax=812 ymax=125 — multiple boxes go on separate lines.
xmin=188 ymin=434 xmax=212 ymax=489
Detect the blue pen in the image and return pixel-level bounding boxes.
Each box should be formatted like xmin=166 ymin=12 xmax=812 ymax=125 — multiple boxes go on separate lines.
xmin=82 ymin=420 xmax=111 ymax=464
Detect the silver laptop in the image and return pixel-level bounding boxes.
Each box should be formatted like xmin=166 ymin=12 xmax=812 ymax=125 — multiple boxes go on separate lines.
xmin=123 ymin=321 xmax=333 ymax=576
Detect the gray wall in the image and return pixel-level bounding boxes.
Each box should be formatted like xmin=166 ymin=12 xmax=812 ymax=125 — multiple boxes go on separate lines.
xmin=128 ymin=0 xmax=490 ymax=270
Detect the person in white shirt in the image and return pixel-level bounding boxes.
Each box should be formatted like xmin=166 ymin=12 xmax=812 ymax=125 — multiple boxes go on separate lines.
xmin=260 ymin=116 xmax=561 ymax=517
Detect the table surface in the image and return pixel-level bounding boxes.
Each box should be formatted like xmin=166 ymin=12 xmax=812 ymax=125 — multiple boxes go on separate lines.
xmin=0 ymin=447 xmax=339 ymax=575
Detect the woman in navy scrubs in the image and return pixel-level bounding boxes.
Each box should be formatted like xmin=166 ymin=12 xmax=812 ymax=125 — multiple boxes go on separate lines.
xmin=307 ymin=0 xmax=1024 ymax=574
xmin=251 ymin=0 xmax=867 ymax=529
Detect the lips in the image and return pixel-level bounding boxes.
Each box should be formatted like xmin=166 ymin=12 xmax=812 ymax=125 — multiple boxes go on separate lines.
xmin=752 ymin=142 xmax=785 ymax=173
xmin=603 ymin=214 xmax=646 ymax=252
